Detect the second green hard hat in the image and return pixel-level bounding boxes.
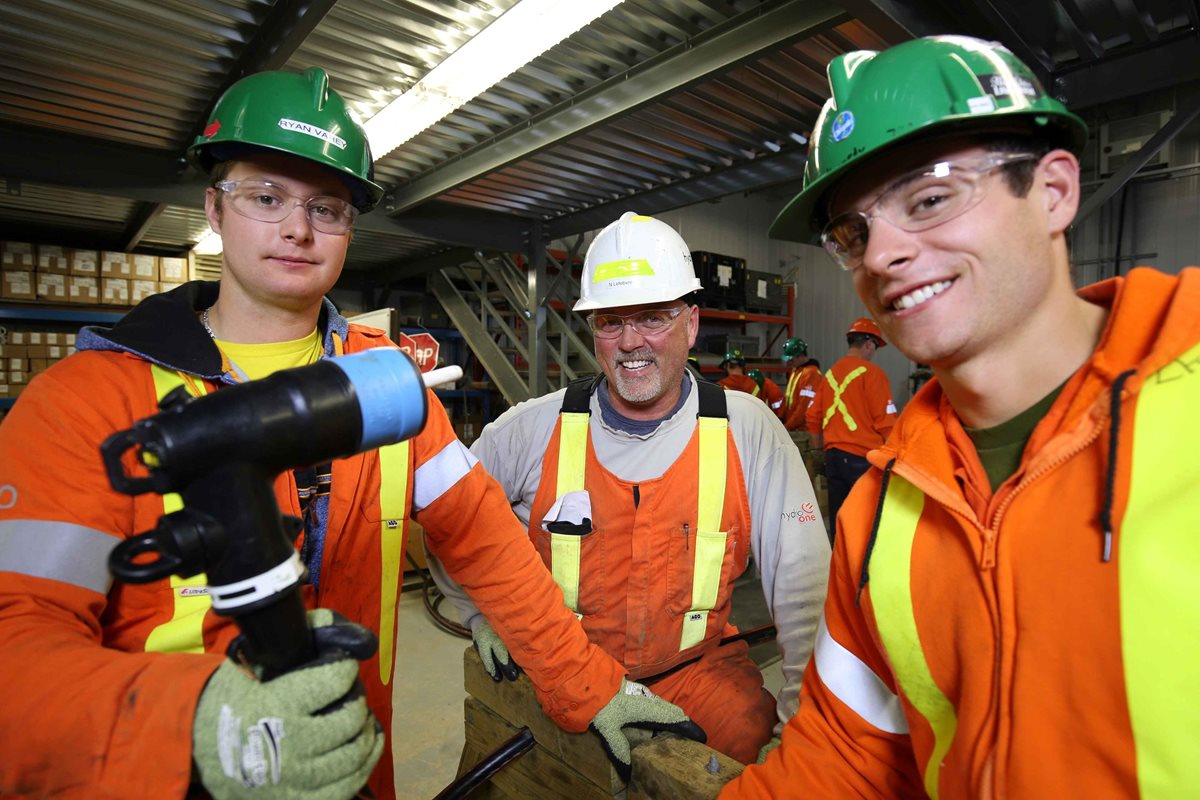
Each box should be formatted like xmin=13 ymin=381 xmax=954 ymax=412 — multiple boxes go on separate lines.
xmin=188 ymin=67 xmax=384 ymax=212
xmin=770 ymin=35 xmax=1089 ymax=242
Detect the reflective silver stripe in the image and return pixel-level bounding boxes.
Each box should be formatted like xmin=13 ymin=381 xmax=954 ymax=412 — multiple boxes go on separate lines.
xmin=0 ymin=519 xmax=116 ymax=593
xmin=412 ymin=441 xmax=479 ymax=512
xmin=814 ymin=612 xmax=909 ymax=734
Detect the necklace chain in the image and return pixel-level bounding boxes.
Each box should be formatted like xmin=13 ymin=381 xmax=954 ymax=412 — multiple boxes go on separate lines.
xmin=200 ymin=307 xmax=217 ymax=340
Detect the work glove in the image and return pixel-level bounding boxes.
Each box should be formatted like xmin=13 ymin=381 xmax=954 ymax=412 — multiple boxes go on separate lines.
xmin=192 ymin=609 xmax=384 ymax=800
xmin=590 ymin=679 xmax=707 ymax=784
xmin=471 ymin=617 xmax=520 ymax=682
xmin=757 ymin=735 xmax=781 ymax=764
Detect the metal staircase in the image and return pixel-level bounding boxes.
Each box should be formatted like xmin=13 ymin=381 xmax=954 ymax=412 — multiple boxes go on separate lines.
xmin=427 ymin=240 xmax=599 ymax=409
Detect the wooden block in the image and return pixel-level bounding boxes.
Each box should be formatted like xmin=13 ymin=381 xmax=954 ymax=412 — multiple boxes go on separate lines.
xmin=463 ymin=646 xmax=648 ymax=794
xmin=461 ymin=696 xmax=619 ymax=800
xmin=628 ymin=736 xmax=744 ymax=800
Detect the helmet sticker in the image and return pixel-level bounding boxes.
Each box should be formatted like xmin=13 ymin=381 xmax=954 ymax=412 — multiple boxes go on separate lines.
xmin=831 ymin=110 xmax=855 ymax=142
xmin=592 ymin=257 xmax=656 ymax=283
xmin=202 ymin=119 xmax=221 ymax=139
xmin=967 ymin=96 xmax=996 ymax=114
xmin=983 ymin=74 xmax=1039 ymax=99
xmin=278 ymin=118 xmax=346 ymax=150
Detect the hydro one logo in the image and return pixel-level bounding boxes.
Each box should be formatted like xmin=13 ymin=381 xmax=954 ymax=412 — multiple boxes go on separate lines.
xmin=782 ymin=501 xmax=819 ymax=524
xmin=278 ymin=118 xmax=346 ymax=150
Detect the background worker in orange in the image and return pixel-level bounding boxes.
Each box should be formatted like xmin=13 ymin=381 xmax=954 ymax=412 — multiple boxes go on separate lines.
xmin=746 ymin=368 xmax=786 ymax=421
xmin=429 ymin=212 xmax=831 ymax=767
xmin=0 ymin=69 xmax=700 ymax=800
xmin=805 ymin=318 xmax=896 ymax=536
xmin=781 ymin=337 xmax=820 ymax=432
xmin=722 ymin=34 xmax=1200 ymax=798
xmin=717 ymin=349 xmax=758 ymax=395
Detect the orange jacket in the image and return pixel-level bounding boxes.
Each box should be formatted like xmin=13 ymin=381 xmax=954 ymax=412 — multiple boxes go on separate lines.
xmin=723 ymin=267 xmax=1200 ymax=799
xmin=529 ymin=396 xmax=753 ymax=680
xmin=783 ymin=364 xmax=820 ymax=431
xmin=759 ymin=376 xmax=786 ymax=420
xmin=805 ymin=356 xmax=896 ymax=455
xmin=0 ymin=282 xmax=622 ymax=799
xmin=718 ymin=373 xmax=758 ymax=395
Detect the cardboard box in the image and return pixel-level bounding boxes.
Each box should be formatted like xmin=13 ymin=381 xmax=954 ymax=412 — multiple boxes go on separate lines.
xmin=68 ymin=276 xmax=100 ymax=304
xmin=70 ymin=249 xmax=99 ymax=277
xmin=0 ymin=344 xmax=29 ymax=359
xmin=2 ymin=242 xmax=35 ymax=270
xmin=37 ymin=272 xmax=67 ymax=302
xmin=2 ymin=270 xmax=35 ymax=300
xmin=99 ymin=251 xmax=130 ymax=278
xmin=29 ymin=358 xmax=51 ymax=373
xmin=158 ymin=281 xmax=183 ymax=295
xmin=37 ymin=245 xmax=71 ymax=275
xmin=160 ymin=256 xmax=188 ymax=282
xmin=131 ymin=254 xmax=160 ymax=281
xmin=8 ymin=370 xmax=28 ymax=385
xmin=4 ymin=358 xmax=22 ymax=372
xmin=130 ymin=279 xmax=158 ymax=304
xmin=102 ymin=277 xmax=131 ymax=306
xmin=0 ymin=384 xmax=23 ymax=399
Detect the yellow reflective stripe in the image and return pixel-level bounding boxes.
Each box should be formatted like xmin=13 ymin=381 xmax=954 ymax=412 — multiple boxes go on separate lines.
xmin=144 ymin=366 xmax=212 ymax=655
xmin=377 ymin=441 xmax=410 ymax=686
xmin=1121 ymin=343 xmax=1200 ymax=796
xmin=550 ymin=534 xmax=582 ymax=611
xmin=550 ymin=412 xmax=589 ymax=611
xmin=786 ymin=370 xmax=801 ymax=405
xmin=681 ymin=417 xmax=728 ymax=651
xmin=870 ymin=475 xmax=956 ymax=800
xmin=751 ymin=384 xmax=761 ymax=397
xmin=823 ymin=366 xmax=867 ymax=431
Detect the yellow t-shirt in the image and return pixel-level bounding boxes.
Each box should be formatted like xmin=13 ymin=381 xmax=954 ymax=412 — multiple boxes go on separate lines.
xmin=212 ymin=329 xmax=323 ymax=381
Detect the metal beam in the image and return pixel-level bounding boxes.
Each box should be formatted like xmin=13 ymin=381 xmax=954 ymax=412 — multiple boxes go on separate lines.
xmin=373 ymin=202 xmax=530 ymax=252
xmin=1053 ymin=33 xmax=1200 ymax=109
xmin=832 ymin=0 xmax=951 ymax=41
xmin=1075 ymin=92 xmax=1200 ymax=225
xmin=120 ymin=202 xmax=167 ymax=251
xmin=383 ymin=0 xmax=847 ymax=215
xmin=545 ymin=149 xmax=809 ymax=239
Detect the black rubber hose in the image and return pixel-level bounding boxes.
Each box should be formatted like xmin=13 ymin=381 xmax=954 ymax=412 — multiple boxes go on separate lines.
xmin=432 ymin=728 xmax=536 ymax=800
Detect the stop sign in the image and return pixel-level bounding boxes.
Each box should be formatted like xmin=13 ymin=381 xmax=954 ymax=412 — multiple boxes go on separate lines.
xmin=397 ymin=332 xmax=440 ymax=373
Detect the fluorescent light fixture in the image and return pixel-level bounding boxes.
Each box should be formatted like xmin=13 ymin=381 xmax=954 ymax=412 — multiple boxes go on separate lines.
xmin=192 ymin=229 xmax=223 ymax=255
xmin=365 ymin=0 xmax=624 ymax=160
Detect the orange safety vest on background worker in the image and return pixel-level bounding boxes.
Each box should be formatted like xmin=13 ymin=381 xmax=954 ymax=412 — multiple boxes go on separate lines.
xmin=724 ymin=268 xmax=1200 ymax=798
xmin=805 ymin=356 xmax=896 ymax=455
xmin=759 ymin=376 xmax=786 ymax=421
xmin=0 ymin=282 xmax=622 ymax=799
xmin=718 ymin=372 xmax=759 ymax=396
xmin=783 ymin=363 xmax=820 ymax=431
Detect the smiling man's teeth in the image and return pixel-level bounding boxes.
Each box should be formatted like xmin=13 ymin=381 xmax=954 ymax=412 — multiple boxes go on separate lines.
xmin=894 ymin=280 xmax=952 ymax=310
xmin=621 ymin=360 xmax=652 ymax=369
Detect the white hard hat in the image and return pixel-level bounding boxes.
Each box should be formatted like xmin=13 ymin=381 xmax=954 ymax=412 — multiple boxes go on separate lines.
xmin=574 ymin=212 xmax=703 ymax=311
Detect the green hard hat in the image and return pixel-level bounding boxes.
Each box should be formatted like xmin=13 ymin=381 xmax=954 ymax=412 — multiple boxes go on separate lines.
xmin=782 ymin=337 xmax=808 ymax=359
xmin=770 ymin=35 xmax=1089 ymax=242
xmin=720 ymin=350 xmax=745 ymax=367
xmin=746 ymin=368 xmax=765 ymax=388
xmin=189 ymin=67 xmax=384 ymax=212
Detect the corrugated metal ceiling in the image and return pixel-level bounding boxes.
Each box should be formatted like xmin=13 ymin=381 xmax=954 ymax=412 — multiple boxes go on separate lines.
xmin=1 ymin=0 xmax=1197 ymax=286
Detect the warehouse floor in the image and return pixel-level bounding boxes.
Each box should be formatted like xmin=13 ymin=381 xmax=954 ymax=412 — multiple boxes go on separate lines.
xmin=389 ymin=566 xmax=781 ymax=799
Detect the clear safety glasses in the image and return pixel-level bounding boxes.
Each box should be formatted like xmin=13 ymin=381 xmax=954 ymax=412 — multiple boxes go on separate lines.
xmin=820 ymin=151 xmax=1040 ymax=271
xmin=214 ymin=179 xmax=358 ymax=235
xmin=588 ymin=305 xmax=686 ymax=339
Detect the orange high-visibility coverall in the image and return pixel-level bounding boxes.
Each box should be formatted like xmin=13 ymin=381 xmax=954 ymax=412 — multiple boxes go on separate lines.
xmin=0 ymin=281 xmax=622 ymax=799
xmin=718 ymin=373 xmax=759 ymax=395
xmin=723 ymin=267 xmax=1200 ymax=798
xmin=805 ymin=356 xmax=896 ymax=455
xmin=783 ymin=364 xmax=820 ymax=431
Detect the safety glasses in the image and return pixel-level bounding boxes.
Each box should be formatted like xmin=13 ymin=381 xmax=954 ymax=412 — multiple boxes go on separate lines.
xmin=588 ymin=305 xmax=686 ymax=339
xmin=214 ymin=179 xmax=358 ymax=235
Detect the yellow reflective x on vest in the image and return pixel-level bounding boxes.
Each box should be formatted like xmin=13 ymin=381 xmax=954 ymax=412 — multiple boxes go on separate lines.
xmin=823 ymin=366 xmax=867 ymax=431
xmin=553 ymin=409 xmax=728 ymax=653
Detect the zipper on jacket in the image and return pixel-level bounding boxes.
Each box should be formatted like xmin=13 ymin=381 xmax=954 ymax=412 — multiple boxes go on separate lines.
xmin=632 ymin=484 xmax=640 ymax=509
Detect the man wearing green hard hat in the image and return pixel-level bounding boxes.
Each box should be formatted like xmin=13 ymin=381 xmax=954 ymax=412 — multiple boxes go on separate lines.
xmin=0 ymin=68 xmax=688 ymax=799
xmin=723 ymin=35 xmax=1200 ymax=797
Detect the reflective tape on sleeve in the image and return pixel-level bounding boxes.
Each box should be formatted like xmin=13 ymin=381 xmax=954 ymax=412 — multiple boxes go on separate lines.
xmin=814 ymin=613 xmax=909 ymax=734
xmin=0 ymin=520 xmax=116 ymax=593
xmin=412 ymin=440 xmax=478 ymax=512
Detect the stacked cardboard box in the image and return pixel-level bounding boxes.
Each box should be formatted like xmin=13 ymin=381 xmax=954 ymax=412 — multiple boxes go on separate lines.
xmin=0 ymin=330 xmax=76 ymax=399
xmin=1 ymin=242 xmax=194 ymax=307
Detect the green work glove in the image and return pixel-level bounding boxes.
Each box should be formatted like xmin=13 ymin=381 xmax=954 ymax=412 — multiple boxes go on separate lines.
xmin=192 ymin=609 xmax=384 ymax=800
xmin=590 ymin=679 xmax=707 ymax=784
xmin=757 ymin=735 xmax=781 ymax=764
xmin=471 ymin=618 xmax=520 ymax=682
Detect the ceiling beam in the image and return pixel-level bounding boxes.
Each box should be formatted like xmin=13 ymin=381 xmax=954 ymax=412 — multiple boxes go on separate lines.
xmin=1052 ymin=32 xmax=1200 ymax=110
xmin=120 ymin=202 xmax=168 ymax=251
xmin=383 ymin=0 xmax=848 ymax=216
xmin=544 ymin=149 xmax=810 ymax=239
